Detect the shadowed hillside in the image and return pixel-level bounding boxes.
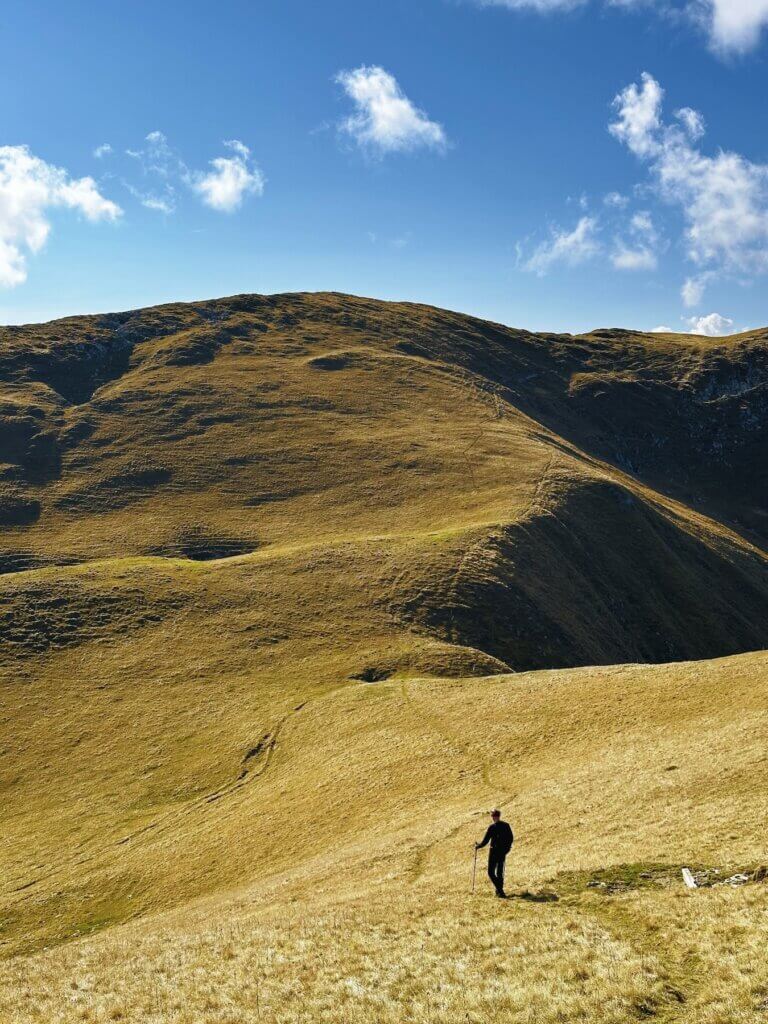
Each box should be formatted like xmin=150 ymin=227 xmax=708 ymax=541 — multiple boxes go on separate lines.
xmin=1 ymin=292 xmax=767 ymax=669
xmin=1 ymin=293 xmax=767 ymax=1022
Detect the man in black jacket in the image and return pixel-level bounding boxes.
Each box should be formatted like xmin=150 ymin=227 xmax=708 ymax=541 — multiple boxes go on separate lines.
xmin=475 ymin=808 xmax=514 ymax=898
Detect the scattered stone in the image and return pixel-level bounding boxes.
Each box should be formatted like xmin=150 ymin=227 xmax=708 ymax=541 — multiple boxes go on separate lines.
xmin=723 ymin=873 xmax=750 ymax=887
xmin=689 ymin=868 xmax=723 ymax=887
xmin=682 ymin=868 xmax=698 ymax=889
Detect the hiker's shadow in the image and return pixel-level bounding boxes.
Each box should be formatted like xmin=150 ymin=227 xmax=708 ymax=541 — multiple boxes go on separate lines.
xmin=507 ymin=889 xmax=559 ymax=903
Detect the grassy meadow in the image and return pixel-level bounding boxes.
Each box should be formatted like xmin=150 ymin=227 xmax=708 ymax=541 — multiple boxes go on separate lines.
xmin=0 ymin=293 xmax=766 ymax=1020
xmin=2 ymin=651 xmax=767 ymax=1022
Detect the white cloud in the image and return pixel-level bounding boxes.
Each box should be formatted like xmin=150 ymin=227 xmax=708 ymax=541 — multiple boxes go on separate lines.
xmin=608 ymin=72 xmax=664 ymax=158
xmin=93 ymin=143 xmax=112 ymax=159
xmin=0 ymin=239 xmax=25 ymax=288
xmin=681 ymin=272 xmax=713 ymax=306
xmin=524 ymin=216 xmax=600 ymax=274
xmin=127 ymin=130 xmax=180 ymax=178
xmin=610 ymin=73 xmax=768 ymax=298
xmin=651 ymin=324 xmax=674 ymax=332
xmin=191 ymin=140 xmax=265 ymax=212
xmin=685 ymin=311 xmax=734 ymax=335
xmin=0 ymin=145 xmax=121 ymax=288
xmin=473 ymin=0 xmax=768 ymax=54
xmin=124 ymin=131 xmax=183 ymax=212
xmin=476 ymin=0 xmax=586 ymax=8
xmin=136 ymin=190 xmax=174 ymax=214
xmin=612 ymin=245 xmax=657 ymax=270
xmin=141 ymin=196 xmax=174 ymax=214
xmin=122 ymin=177 xmax=176 ymax=215
xmin=611 ymin=209 xmax=660 ymax=270
xmin=704 ymin=0 xmax=768 ymax=53
xmin=222 ymin=139 xmax=250 ymax=159
xmin=336 ymin=66 xmax=447 ymax=155
xmin=604 ymin=191 xmax=629 ymax=208
xmin=675 ymin=106 xmax=705 ymax=141
xmin=662 ymin=151 xmax=768 ymax=274
xmin=630 ymin=210 xmax=654 ymax=234
xmin=122 ymin=133 xmax=263 ymax=215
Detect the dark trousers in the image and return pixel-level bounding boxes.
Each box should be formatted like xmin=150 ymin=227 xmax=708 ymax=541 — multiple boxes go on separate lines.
xmin=488 ymin=849 xmax=507 ymax=893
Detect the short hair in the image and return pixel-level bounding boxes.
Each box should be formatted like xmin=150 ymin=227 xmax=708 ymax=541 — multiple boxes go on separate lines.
xmin=491 ymin=808 xmax=501 ymax=816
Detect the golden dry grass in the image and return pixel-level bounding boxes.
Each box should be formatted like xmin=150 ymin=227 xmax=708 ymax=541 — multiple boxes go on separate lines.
xmin=1 ymin=651 xmax=767 ymax=1021
xmin=0 ymin=293 xmax=767 ymax=1020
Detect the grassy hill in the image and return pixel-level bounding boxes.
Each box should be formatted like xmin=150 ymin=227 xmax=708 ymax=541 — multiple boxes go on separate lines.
xmin=1 ymin=292 xmax=767 ymax=1021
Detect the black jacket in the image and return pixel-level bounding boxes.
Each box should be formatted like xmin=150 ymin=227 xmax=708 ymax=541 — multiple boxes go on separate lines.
xmin=477 ymin=820 xmax=513 ymax=854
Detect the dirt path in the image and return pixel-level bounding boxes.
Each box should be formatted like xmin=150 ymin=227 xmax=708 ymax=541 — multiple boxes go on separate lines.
xmin=399 ymin=680 xmax=516 ymax=883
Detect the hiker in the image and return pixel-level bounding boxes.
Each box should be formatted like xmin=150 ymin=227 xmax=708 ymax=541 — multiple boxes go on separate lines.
xmin=475 ymin=808 xmax=514 ymax=898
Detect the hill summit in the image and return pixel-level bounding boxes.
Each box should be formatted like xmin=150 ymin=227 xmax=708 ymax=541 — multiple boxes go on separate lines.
xmin=1 ymin=292 xmax=766 ymax=670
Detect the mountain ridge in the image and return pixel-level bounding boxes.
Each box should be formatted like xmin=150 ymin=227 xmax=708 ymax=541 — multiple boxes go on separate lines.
xmin=1 ymin=292 xmax=767 ymax=993
xmin=1 ymin=291 xmax=766 ymax=670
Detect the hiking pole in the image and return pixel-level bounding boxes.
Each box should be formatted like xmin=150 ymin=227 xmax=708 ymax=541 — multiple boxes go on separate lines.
xmin=471 ymin=846 xmax=478 ymax=894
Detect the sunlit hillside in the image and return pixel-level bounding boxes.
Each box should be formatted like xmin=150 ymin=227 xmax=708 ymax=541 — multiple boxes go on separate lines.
xmin=1 ymin=293 xmax=766 ymax=1022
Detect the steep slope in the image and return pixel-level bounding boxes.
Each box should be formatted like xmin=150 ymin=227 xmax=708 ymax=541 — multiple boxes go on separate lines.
xmin=0 ymin=292 xmax=767 ymax=669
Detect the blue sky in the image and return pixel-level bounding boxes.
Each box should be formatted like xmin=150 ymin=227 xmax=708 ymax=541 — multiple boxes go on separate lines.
xmin=1 ymin=0 xmax=767 ymax=334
